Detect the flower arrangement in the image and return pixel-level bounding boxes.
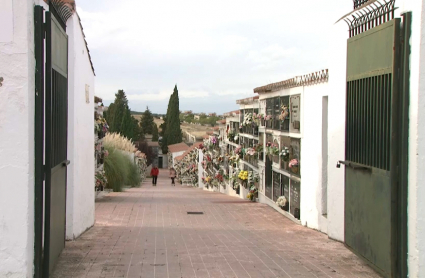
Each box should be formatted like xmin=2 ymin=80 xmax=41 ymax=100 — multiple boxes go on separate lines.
xmin=264 ymin=115 xmax=273 ymax=121
xmin=289 ymin=159 xmax=299 ymax=168
xmin=235 ymin=146 xmax=242 ymax=155
xmin=247 ymin=185 xmax=258 ymax=201
xmin=266 ymin=142 xmax=279 ymax=156
xmin=228 ymin=155 xmax=240 ymax=165
xmin=254 ymin=143 xmax=263 ymax=154
xmin=204 ymin=176 xmax=212 ymax=183
xmin=280 ymin=146 xmax=289 ymax=161
xmin=279 ymin=105 xmax=290 ymax=121
xmin=242 ymin=113 xmax=253 ymax=126
xmin=95 ymin=117 xmax=109 ymax=136
xmin=198 ymin=143 xmax=204 ymax=149
xmin=215 ymin=173 xmax=224 ymax=182
xmin=238 ymin=170 xmax=248 ymax=181
xmin=276 ymin=196 xmax=287 ymax=207
xmin=252 ymin=113 xmax=264 ymax=125
xmin=211 ymin=136 xmax=218 ymax=145
xmin=245 ymin=148 xmax=256 ymax=156
xmin=227 ymin=131 xmax=236 ymax=142
xmin=95 ymin=170 xmax=107 ymax=190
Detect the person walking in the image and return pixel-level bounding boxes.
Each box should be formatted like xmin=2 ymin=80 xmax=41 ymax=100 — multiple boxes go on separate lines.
xmin=169 ymin=167 xmax=177 ymax=186
xmin=150 ymin=165 xmax=159 ymax=186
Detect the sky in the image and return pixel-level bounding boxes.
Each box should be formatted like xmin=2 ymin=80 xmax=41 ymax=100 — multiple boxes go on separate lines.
xmin=77 ymin=0 xmax=352 ymax=115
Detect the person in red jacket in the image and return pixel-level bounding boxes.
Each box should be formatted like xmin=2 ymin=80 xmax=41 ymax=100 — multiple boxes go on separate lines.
xmin=150 ymin=165 xmax=159 ymax=186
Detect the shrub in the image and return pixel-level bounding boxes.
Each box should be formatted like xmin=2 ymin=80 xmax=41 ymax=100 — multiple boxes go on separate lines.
xmin=125 ymin=158 xmax=141 ymax=187
xmin=104 ymin=146 xmax=128 ymax=192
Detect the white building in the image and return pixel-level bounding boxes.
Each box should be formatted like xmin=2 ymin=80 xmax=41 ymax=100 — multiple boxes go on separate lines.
xmin=199 ymin=0 xmax=425 ymax=276
xmin=0 ymin=0 xmax=95 ymax=276
xmin=167 ymin=142 xmax=189 ymax=167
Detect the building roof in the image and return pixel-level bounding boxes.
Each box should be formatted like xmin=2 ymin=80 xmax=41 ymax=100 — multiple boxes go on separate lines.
xmin=168 ymin=142 xmax=189 ymax=153
xmin=253 ymin=69 xmax=329 ymax=94
xmin=202 ymin=134 xmax=210 ymax=139
xmin=223 ymin=110 xmax=240 ymax=117
xmin=213 ymin=126 xmax=220 ymax=131
xmin=236 ymin=95 xmax=259 ymax=105
xmin=216 ymin=119 xmax=226 ymax=125
xmin=94 ymin=96 xmax=102 ymax=103
xmin=177 ymin=142 xmax=203 ymax=161
xmin=147 ymin=141 xmax=160 ymax=147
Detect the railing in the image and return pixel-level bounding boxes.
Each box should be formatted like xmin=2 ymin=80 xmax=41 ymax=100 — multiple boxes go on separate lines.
xmin=345 ymin=0 xmax=396 ymax=38
xmin=353 ymin=0 xmax=369 ymax=9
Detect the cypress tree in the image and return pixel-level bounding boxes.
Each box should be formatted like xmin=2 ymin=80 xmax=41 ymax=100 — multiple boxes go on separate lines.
xmin=132 ymin=118 xmax=144 ymax=142
xmin=108 ymin=90 xmax=128 ymax=133
xmin=121 ymin=107 xmax=134 ymax=140
xmin=152 ymin=124 xmax=159 ymax=141
xmin=164 ymin=85 xmax=182 ymax=153
xmin=140 ymin=106 xmax=154 ymax=135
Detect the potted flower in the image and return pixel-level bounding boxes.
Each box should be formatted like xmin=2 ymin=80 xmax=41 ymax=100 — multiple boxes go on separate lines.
xmin=280 ymin=146 xmax=289 ymax=162
xmin=227 ymin=131 xmax=235 ymax=142
xmin=242 ymin=113 xmax=253 ymax=127
xmin=276 ymin=196 xmax=288 ymax=211
xmin=289 ymin=159 xmax=299 ymax=174
xmin=279 ymin=105 xmax=290 ymax=121
xmin=266 ymin=142 xmax=279 ymax=159
xmin=95 ymin=171 xmax=107 ymax=191
xmin=235 ymin=146 xmax=243 ymax=158
xmin=245 ymin=147 xmax=256 ymax=157
xmin=238 ymin=170 xmax=248 ymax=188
xmin=246 ymin=185 xmax=258 ymax=201
xmin=254 ymin=143 xmax=264 ymax=160
xmin=255 ymin=113 xmax=265 ymax=126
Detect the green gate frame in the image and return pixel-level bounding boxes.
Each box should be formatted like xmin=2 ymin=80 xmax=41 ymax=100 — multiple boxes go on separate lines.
xmin=343 ymin=13 xmax=411 ymax=277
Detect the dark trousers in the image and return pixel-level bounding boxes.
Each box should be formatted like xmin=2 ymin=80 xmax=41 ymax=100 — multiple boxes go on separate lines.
xmin=171 ymin=177 xmax=175 ymax=185
xmin=152 ymin=176 xmax=158 ymax=185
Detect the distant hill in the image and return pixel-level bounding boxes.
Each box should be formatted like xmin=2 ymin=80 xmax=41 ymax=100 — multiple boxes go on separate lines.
xmin=131 ymin=111 xmax=164 ymax=118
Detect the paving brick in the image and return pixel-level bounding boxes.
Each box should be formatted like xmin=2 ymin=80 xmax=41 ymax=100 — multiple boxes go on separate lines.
xmin=52 ymin=169 xmax=381 ymax=278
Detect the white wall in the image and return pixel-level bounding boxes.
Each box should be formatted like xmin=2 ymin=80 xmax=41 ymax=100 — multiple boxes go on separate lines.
xmin=66 ymin=14 xmax=95 ymax=240
xmin=397 ymin=0 xmax=425 ymax=276
xmin=0 ymin=0 xmax=35 ymax=276
xmin=172 ymin=150 xmax=185 ymax=167
xmin=326 ymin=20 xmax=348 ymax=242
xmin=300 ymin=83 xmax=328 ymax=233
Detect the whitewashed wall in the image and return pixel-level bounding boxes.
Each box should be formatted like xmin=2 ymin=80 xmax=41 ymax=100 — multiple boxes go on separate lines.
xmin=65 ymin=13 xmax=95 ymax=240
xmin=300 ymin=82 xmax=329 ymax=233
xmin=326 ymin=20 xmax=348 ymax=242
xmin=395 ymin=0 xmax=425 ymax=276
xmin=0 ymin=0 xmax=35 ymax=276
xmin=172 ymin=151 xmax=186 ymax=167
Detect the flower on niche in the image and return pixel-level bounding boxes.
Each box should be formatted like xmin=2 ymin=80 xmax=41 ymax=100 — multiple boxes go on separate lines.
xmin=289 ymin=159 xmax=299 ymax=168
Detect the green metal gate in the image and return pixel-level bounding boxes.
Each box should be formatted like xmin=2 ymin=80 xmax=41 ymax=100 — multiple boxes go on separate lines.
xmin=34 ymin=3 xmax=70 ymax=277
xmin=341 ymin=2 xmax=410 ymax=276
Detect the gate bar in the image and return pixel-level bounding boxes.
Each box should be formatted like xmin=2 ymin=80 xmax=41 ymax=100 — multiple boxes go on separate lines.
xmin=43 ymin=10 xmax=52 ymax=278
xmin=34 ymin=5 xmax=45 ymax=278
xmin=398 ymin=12 xmax=411 ymax=278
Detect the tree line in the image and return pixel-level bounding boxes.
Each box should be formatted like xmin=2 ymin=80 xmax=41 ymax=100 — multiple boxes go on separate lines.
xmin=104 ymin=86 xmax=183 ymax=161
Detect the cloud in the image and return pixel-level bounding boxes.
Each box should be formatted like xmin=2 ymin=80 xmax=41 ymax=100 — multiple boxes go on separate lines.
xmin=77 ymin=0 xmax=352 ymax=113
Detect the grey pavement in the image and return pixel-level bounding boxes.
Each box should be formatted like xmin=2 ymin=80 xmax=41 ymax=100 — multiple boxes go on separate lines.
xmin=52 ymin=169 xmax=380 ymax=278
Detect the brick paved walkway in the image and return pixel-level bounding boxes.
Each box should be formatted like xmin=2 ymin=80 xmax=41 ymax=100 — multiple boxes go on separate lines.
xmin=52 ymin=169 xmax=380 ymax=278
